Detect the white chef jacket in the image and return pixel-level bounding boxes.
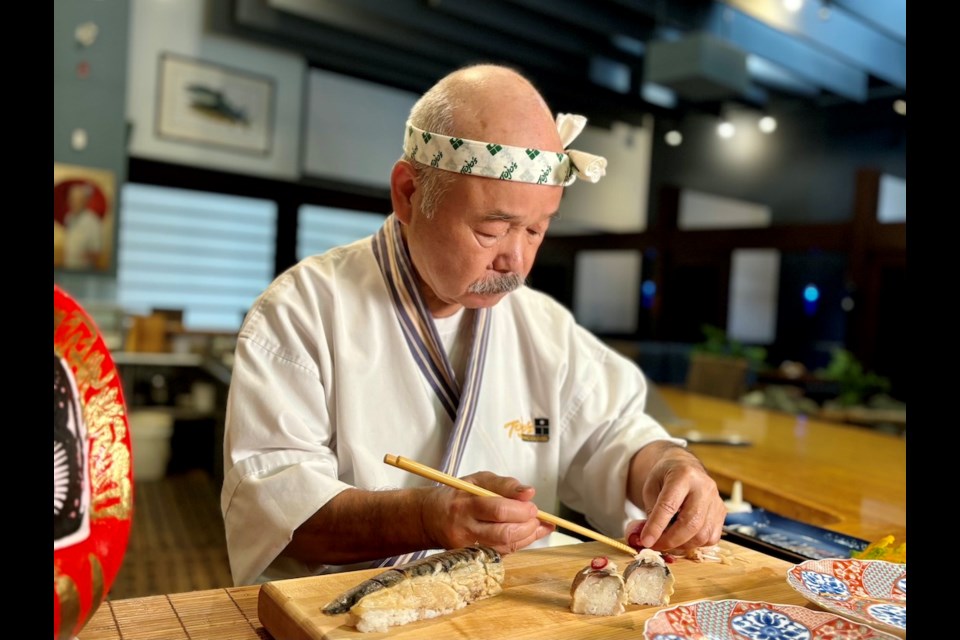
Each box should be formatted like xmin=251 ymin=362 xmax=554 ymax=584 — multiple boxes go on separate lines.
xmin=63 ymin=209 xmax=102 ymax=269
xmin=221 ymin=233 xmax=683 ymax=586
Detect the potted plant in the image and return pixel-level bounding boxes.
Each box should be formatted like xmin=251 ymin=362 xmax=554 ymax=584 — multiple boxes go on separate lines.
xmin=817 ymin=348 xmax=890 ymax=407
xmin=686 ymin=325 xmax=767 ymax=400
xmin=816 ymin=349 xmax=905 ymax=430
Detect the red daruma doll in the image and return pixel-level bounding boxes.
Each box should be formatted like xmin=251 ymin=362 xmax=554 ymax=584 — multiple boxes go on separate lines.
xmin=54 ymin=285 xmax=133 ymax=639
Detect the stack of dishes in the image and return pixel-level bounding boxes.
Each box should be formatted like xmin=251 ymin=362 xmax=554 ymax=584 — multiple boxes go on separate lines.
xmin=642 ymin=558 xmax=905 ymax=639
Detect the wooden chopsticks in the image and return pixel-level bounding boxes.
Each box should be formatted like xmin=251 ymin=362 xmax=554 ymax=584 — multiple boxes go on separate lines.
xmin=384 ymin=454 xmax=637 ymax=557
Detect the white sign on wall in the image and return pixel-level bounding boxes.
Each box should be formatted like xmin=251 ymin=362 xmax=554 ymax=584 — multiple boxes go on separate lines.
xmin=573 ymin=250 xmax=642 ymax=334
xmin=303 ymin=69 xmax=418 ymax=189
xmin=553 ymin=118 xmax=653 ymax=235
xmin=678 ymin=189 xmax=771 ymax=229
xmin=877 ymin=174 xmax=906 ymax=223
xmin=726 ymin=248 xmax=780 ymax=345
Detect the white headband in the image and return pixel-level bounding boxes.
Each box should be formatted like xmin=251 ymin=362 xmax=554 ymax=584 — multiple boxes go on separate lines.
xmin=403 ymin=113 xmax=607 ymax=186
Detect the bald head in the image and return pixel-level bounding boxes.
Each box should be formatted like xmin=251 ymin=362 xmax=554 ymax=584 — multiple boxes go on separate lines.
xmin=404 ymin=64 xmax=562 ymax=216
xmin=431 ymin=65 xmax=562 ymax=152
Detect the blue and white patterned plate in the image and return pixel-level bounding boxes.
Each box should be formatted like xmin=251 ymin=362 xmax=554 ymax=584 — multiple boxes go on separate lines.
xmin=643 ymin=599 xmax=898 ymax=639
xmin=787 ymin=558 xmax=906 ymax=634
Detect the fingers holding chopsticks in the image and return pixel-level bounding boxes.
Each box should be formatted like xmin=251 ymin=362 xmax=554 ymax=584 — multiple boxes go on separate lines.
xmin=386 ymin=454 xmax=633 ymax=556
xmin=420 ymin=470 xmax=555 ymax=555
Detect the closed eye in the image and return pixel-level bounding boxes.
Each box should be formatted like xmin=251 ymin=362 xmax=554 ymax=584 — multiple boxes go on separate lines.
xmin=475 ymin=231 xmax=500 ymax=247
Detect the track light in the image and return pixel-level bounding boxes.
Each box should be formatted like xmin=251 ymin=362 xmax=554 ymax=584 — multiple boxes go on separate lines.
xmin=717 ymin=120 xmax=735 ymax=139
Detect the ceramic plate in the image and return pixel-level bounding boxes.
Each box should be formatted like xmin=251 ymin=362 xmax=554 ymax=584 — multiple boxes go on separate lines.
xmin=643 ymin=599 xmax=899 ymax=639
xmin=787 ymin=558 xmax=905 ymax=633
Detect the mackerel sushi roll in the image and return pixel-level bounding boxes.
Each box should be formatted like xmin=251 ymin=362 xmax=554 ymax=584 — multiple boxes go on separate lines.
xmin=623 ymin=549 xmax=676 ymax=606
xmin=322 ymin=546 xmax=505 ymax=633
xmin=569 ymin=556 xmax=626 ymax=616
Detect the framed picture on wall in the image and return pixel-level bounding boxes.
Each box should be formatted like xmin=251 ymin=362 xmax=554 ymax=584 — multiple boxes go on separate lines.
xmin=155 ymin=53 xmax=274 ymax=155
xmin=54 ymin=163 xmax=118 ymax=274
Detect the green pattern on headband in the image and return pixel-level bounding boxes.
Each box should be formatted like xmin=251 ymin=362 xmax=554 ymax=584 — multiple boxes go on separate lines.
xmin=402 ymin=116 xmax=607 ymax=186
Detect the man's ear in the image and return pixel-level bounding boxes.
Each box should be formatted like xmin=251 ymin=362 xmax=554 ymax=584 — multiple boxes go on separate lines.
xmin=391 ymin=160 xmax=417 ymax=225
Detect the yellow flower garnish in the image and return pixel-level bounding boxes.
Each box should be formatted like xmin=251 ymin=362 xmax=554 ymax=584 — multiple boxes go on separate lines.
xmin=852 ymin=535 xmax=906 ymax=564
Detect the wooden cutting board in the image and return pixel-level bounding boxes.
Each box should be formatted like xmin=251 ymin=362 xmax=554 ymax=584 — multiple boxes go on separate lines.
xmin=258 ymin=540 xmax=813 ymax=639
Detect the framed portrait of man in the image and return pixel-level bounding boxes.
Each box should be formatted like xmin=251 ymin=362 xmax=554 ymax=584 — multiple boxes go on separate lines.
xmin=54 ymin=163 xmax=117 ymax=273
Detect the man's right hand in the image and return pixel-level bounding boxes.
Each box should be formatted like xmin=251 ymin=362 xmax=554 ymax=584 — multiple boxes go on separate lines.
xmin=421 ymin=471 xmax=554 ymax=555
xmin=284 ymin=472 xmax=553 ymax=567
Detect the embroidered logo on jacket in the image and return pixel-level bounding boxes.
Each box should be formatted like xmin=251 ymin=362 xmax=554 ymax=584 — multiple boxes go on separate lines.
xmin=503 ymin=418 xmax=550 ymax=442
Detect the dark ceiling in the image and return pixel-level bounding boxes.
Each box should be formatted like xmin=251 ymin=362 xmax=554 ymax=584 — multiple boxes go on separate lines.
xmin=209 ymin=0 xmax=906 ymax=130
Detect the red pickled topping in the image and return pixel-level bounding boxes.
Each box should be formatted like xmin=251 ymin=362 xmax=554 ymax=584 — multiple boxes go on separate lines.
xmin=661 ymin=552 xmax=675 ymax=564
xmin=590 ymin=556 xmax=609 ymax=570
xmin=628 ymin=521 xmax=647 ymax=551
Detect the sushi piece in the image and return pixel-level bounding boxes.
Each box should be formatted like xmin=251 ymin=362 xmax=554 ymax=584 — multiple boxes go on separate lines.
xmin=321 ymin=546 xmax=504 ymax=633
xmin=623 ymin=549 xmax=676 ymax=606
xmin=569 ymin=556 xmax=627 ymax=616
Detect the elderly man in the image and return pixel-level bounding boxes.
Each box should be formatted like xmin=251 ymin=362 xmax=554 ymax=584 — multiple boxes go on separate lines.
xmin=222 ymin=64 xmax=725 ymax=586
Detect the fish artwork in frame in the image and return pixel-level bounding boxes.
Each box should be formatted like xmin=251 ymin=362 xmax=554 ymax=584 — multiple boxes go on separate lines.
xmin=155 ymin=52 xmax=275 ymax=156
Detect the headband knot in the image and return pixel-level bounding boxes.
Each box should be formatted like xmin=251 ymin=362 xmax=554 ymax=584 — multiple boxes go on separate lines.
xmin=403 ymin=113 xmax=607 ymax=186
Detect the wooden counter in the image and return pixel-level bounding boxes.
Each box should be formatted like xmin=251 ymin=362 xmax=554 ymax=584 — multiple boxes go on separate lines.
xmin=82 ymin=541 xmax=817 ymax=640
xmin=78 ymin=388 xmax=906 ymax=639
xmin=658 ymin=387 xmax=906 ymax=542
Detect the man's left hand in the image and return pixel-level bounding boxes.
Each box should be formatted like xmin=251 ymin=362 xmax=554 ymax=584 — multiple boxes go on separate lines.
xmin=627 ymin=442 xmax=726 ymax=551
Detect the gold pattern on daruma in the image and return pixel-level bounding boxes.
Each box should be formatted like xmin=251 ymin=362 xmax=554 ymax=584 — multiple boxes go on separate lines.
xmin=55 ymin=306 xmax=132 ymax=521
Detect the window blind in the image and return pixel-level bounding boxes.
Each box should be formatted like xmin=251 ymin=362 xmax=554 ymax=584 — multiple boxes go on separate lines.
xmin=117 ymin=183 xmax=276 ymax=331
xmin=297 ymin=205 xmax=386 ymax=260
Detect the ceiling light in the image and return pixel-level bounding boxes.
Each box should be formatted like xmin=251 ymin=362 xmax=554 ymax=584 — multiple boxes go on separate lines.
xmin=783 ymin=0 xmax=803 ymax=12
xmin=665 ymin=130 xmax=683 ymax=146
xmin=758 ymin=116 xmax=777 ymax=133
xmin=893 ymin=99 xmax=906 ymax=116
xmin=717 ymin=120 xmax=736 ymax=139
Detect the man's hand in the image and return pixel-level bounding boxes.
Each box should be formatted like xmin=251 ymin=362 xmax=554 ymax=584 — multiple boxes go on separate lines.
xmin=285 ymin=471 xmax=553 ymax=566
xmin=422 ymin=471 xmax=555 ymax=554
xmin=627 ymin=442 xmax=725 ymax=551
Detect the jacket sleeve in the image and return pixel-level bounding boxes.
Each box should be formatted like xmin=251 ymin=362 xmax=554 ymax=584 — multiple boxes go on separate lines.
xmin=220 ymin=319 xmax=350 ymax=586
xmin=557 ymin=327 xmax=686 ymax=538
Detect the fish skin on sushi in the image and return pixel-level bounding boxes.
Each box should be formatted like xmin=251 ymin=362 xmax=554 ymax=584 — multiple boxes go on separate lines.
xmin=322 ymin=546 xmax=505 ymax=633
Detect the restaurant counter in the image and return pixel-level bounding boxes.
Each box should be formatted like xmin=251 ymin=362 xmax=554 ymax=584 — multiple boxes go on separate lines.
xmin=657 ymin=387 xmax=906 ymax=543
xmin=79 ymin=388 xmax=905 ymax=639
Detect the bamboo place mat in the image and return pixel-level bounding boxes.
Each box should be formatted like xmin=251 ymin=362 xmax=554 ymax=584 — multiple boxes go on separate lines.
xmin=107 ymin=470 xmax=234 ymax=600
xmin=80 ymin=586 xmax=266 ymax=640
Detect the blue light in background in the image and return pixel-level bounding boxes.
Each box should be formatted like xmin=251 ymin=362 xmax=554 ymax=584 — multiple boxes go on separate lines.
xmin=641 ymin=280 xmax=656 ymax=309
xmin=803 ymin=284 xmax=819 ymax=316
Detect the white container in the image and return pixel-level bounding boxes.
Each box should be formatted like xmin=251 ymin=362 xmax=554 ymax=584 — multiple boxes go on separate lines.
xmin=129 ymin=409 xmax=174 ymax=481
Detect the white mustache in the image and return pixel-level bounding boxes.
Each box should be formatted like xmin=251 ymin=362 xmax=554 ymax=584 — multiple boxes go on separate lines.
xmin=467 ymin=272 xmax=524 ymax=295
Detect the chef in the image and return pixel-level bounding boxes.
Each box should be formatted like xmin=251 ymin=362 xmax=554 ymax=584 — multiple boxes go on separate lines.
xmin=222 ymin=64 xmax=726 ymax=586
